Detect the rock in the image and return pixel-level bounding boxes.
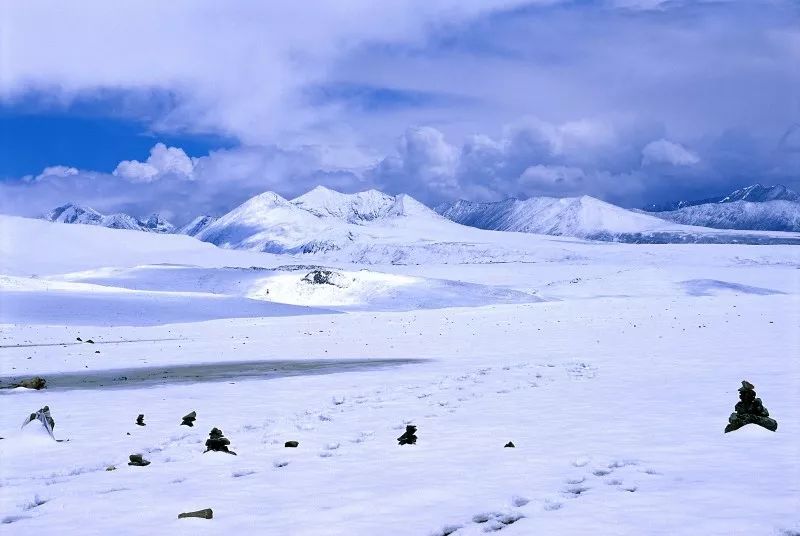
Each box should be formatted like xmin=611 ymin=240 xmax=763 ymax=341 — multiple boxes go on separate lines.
xmin=128 ymin=454 xmax=150 ymax=467
xmin=284 ymin=440 xmax=299 ymax=448
xmin=76 ymin=337 xmax=82 ymax=342
xmin=178 ymin=508 xmax=213 ymax=520
xmin=204 ymin=428 xmax=236 ymax=455
xmin=181 ymin=411 xmax=197 ymax=427
xmin=95 ymin=350 xmax=100 ymax=354
xmin=21 ymin=406 xmax=57 ymax=439
xmin=504 ymin=441 xmax=515 ymax=448
xmin=136 ymin=414 xmax=145 ymax=426
xmin=86 ymin=339 xmax=95 ymax=344
xmin=397 ymin=425 xmax=417 ymax=445
xmin=13 ymin=377 xmax=46 ymax=390
xmin=106 ymin=466 xmax=116 ymax=471
xmin=724 ymin=380 xmax=778 ymax=433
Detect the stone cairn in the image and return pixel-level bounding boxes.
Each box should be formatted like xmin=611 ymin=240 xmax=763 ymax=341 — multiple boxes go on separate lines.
xmin=725 ymin=380 xmax=778 ymax=433
xmin=397 ymin=425 xmax=417 ymax=445
xmin=204 ymin=428 xmax=236 ymax=455
xmin=181 ymin=411 xmax=197 ymax=427
xmin=128 ymin=454 xmax=150 ymax=467
xmin=136 ymin=414 xmax=146 ymax=426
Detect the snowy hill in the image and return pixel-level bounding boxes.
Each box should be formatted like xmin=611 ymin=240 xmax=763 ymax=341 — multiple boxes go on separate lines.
xmin=177 ymin=215 xmax=217 ymax=236
xmin=44 ymin=203 xmax=175 ymax=233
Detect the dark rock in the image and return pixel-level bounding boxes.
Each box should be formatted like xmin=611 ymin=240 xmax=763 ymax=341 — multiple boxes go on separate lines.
xmin=504 ymin=441 xmax=515 ymax=448
xmin=724 ymin=380 xmax=778 ymax=433
xmin=204 ymin=428 xmax=236 ymax=455
xmin=136 ymin=414 xmax=145 ymax=426
xmin=128 ymin=454 xmax=150 ymax=466
xmin=284 ymin=440 xmax=299 ymax=448
xmin=178 ymin=508 xmax=213 ymax=520
xmin=76 ymin=337 xmax=82 ymax=342
xmin=397 ymin=425 xmax=417 ymax=445
xmin=95 ymin=350 xmax=100 ymax=354
xmin=106 ymin=466 xmax=116 ymax=471
xmin=301 ymin=270 xmax=338 ymax=286
xmin=13 ymin=377 xmax=46 ymax=390
xmin=181 ymin=411 xmax=197 ymax=427
xmin=86 ymin=339 xmax=95 ymax=344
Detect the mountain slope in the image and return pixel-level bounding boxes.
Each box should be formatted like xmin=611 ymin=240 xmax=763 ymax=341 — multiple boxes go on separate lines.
xmin=177 ymin=215 xmax=217 ymax=236
xmin=44 ymin=203 xmax=175 ymax=233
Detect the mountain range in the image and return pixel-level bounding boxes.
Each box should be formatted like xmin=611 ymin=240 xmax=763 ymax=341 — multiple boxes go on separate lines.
xmin=41 ymin=184 xmax=800 ymax=256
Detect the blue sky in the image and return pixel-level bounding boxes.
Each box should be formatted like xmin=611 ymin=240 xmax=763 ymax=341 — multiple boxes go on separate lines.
xmin=1 ymin=0 xmax=798 ymax=223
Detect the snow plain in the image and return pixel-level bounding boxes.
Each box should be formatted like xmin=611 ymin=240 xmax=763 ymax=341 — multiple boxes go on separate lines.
xmin=1 ymin=214 xmax=799 ymax=535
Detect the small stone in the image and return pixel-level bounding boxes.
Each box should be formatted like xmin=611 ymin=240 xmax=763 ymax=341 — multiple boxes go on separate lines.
xmin=106 ymin=466 xmax=116 ymax=471
xmin=128 ymin=454 xmax=150 ymax=467
xmin=181 ymin=411 xmax=197 ymax=427
xmin=136 ymin=414 xmax=145 ymax=426
xmin=178 ymin=508 xmax=213 ymax=520
xmin=86 ymin=339 xmax=95 ymax=344
xmin=504 ymin=441 xmax=515 ymax=448
xmin=284 ymin=440 xmax=299 ymax=448
xmin=76 ymin=337 xmax=82 ymax=342
xmin=397 ymin=425 xmax=417 ymax=445
xmin=95 ymin=350 xmax=100 ymax=354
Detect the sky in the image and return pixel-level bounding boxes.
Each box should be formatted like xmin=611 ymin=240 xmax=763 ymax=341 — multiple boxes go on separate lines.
xmin=1 ymin=0 xmax=798 ymax=224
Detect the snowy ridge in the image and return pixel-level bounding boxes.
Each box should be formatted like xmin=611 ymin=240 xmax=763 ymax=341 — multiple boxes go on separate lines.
xmin=44 ymin=203 xmax=175 ymax=233
xmin=646 ymin=183 xmax=799 ymax=212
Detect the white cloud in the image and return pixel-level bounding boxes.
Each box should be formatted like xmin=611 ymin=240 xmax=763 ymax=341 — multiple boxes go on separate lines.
xmin=641 ymin=139 xmax=700 ymax=167
xmin=35 ymin=165 xmax=79 ymax=180
xmin=113 ymin=143 xmax=194 ymax=182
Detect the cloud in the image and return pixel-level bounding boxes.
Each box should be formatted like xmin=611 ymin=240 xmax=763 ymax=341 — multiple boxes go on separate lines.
xmin=113 ymin=143 xmax=195 ymax=182
xmin=35 ymin=165 xmax=79 ymax=180
xmin=641 ymin=139 xmax=700 ymax=167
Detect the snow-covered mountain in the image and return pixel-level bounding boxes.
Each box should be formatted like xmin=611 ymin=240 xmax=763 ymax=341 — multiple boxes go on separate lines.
xmin=647 ymin=200 xmax=800 ymax=232
xmin=177 ymin=215 xmax=217 ymax=236
xmin=44 ymin=203 xmax=175 ymax=233
xmin=194 ymin=187 xmax=450 ymax=257
xmin=646 ymin=184 xmax=799 ymax=212
xmin=642 ymin=184 xmax=800 ymax=232
xmin=433 ymin=195 xmax=775 ymax=244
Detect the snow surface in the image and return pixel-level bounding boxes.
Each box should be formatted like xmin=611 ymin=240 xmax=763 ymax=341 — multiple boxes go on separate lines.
xmin=1 ymin=213 xmax=799 ymax=535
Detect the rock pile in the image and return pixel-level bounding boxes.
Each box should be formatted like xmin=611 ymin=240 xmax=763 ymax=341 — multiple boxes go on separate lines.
xmin=397 ymin=425 xmax=417 ymax=445
xmin=725 ymin=380 xmax=778 ymax=433
xmin=204 ymin=428 xmax=236 ymax=455
xmin=181 ymin=411 xmax=197 ymax=427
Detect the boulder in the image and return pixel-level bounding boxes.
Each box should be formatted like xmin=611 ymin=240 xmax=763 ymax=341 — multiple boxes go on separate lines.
xmin=13 ymin=377 xmax=46 ymax=390
xmin=136 ymin=414 xmax=145 ymax=426
xmin=504 ymin=441 xmax=515 ymax=448
xmin=284 ymin=440 xmax=299 ymax=448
